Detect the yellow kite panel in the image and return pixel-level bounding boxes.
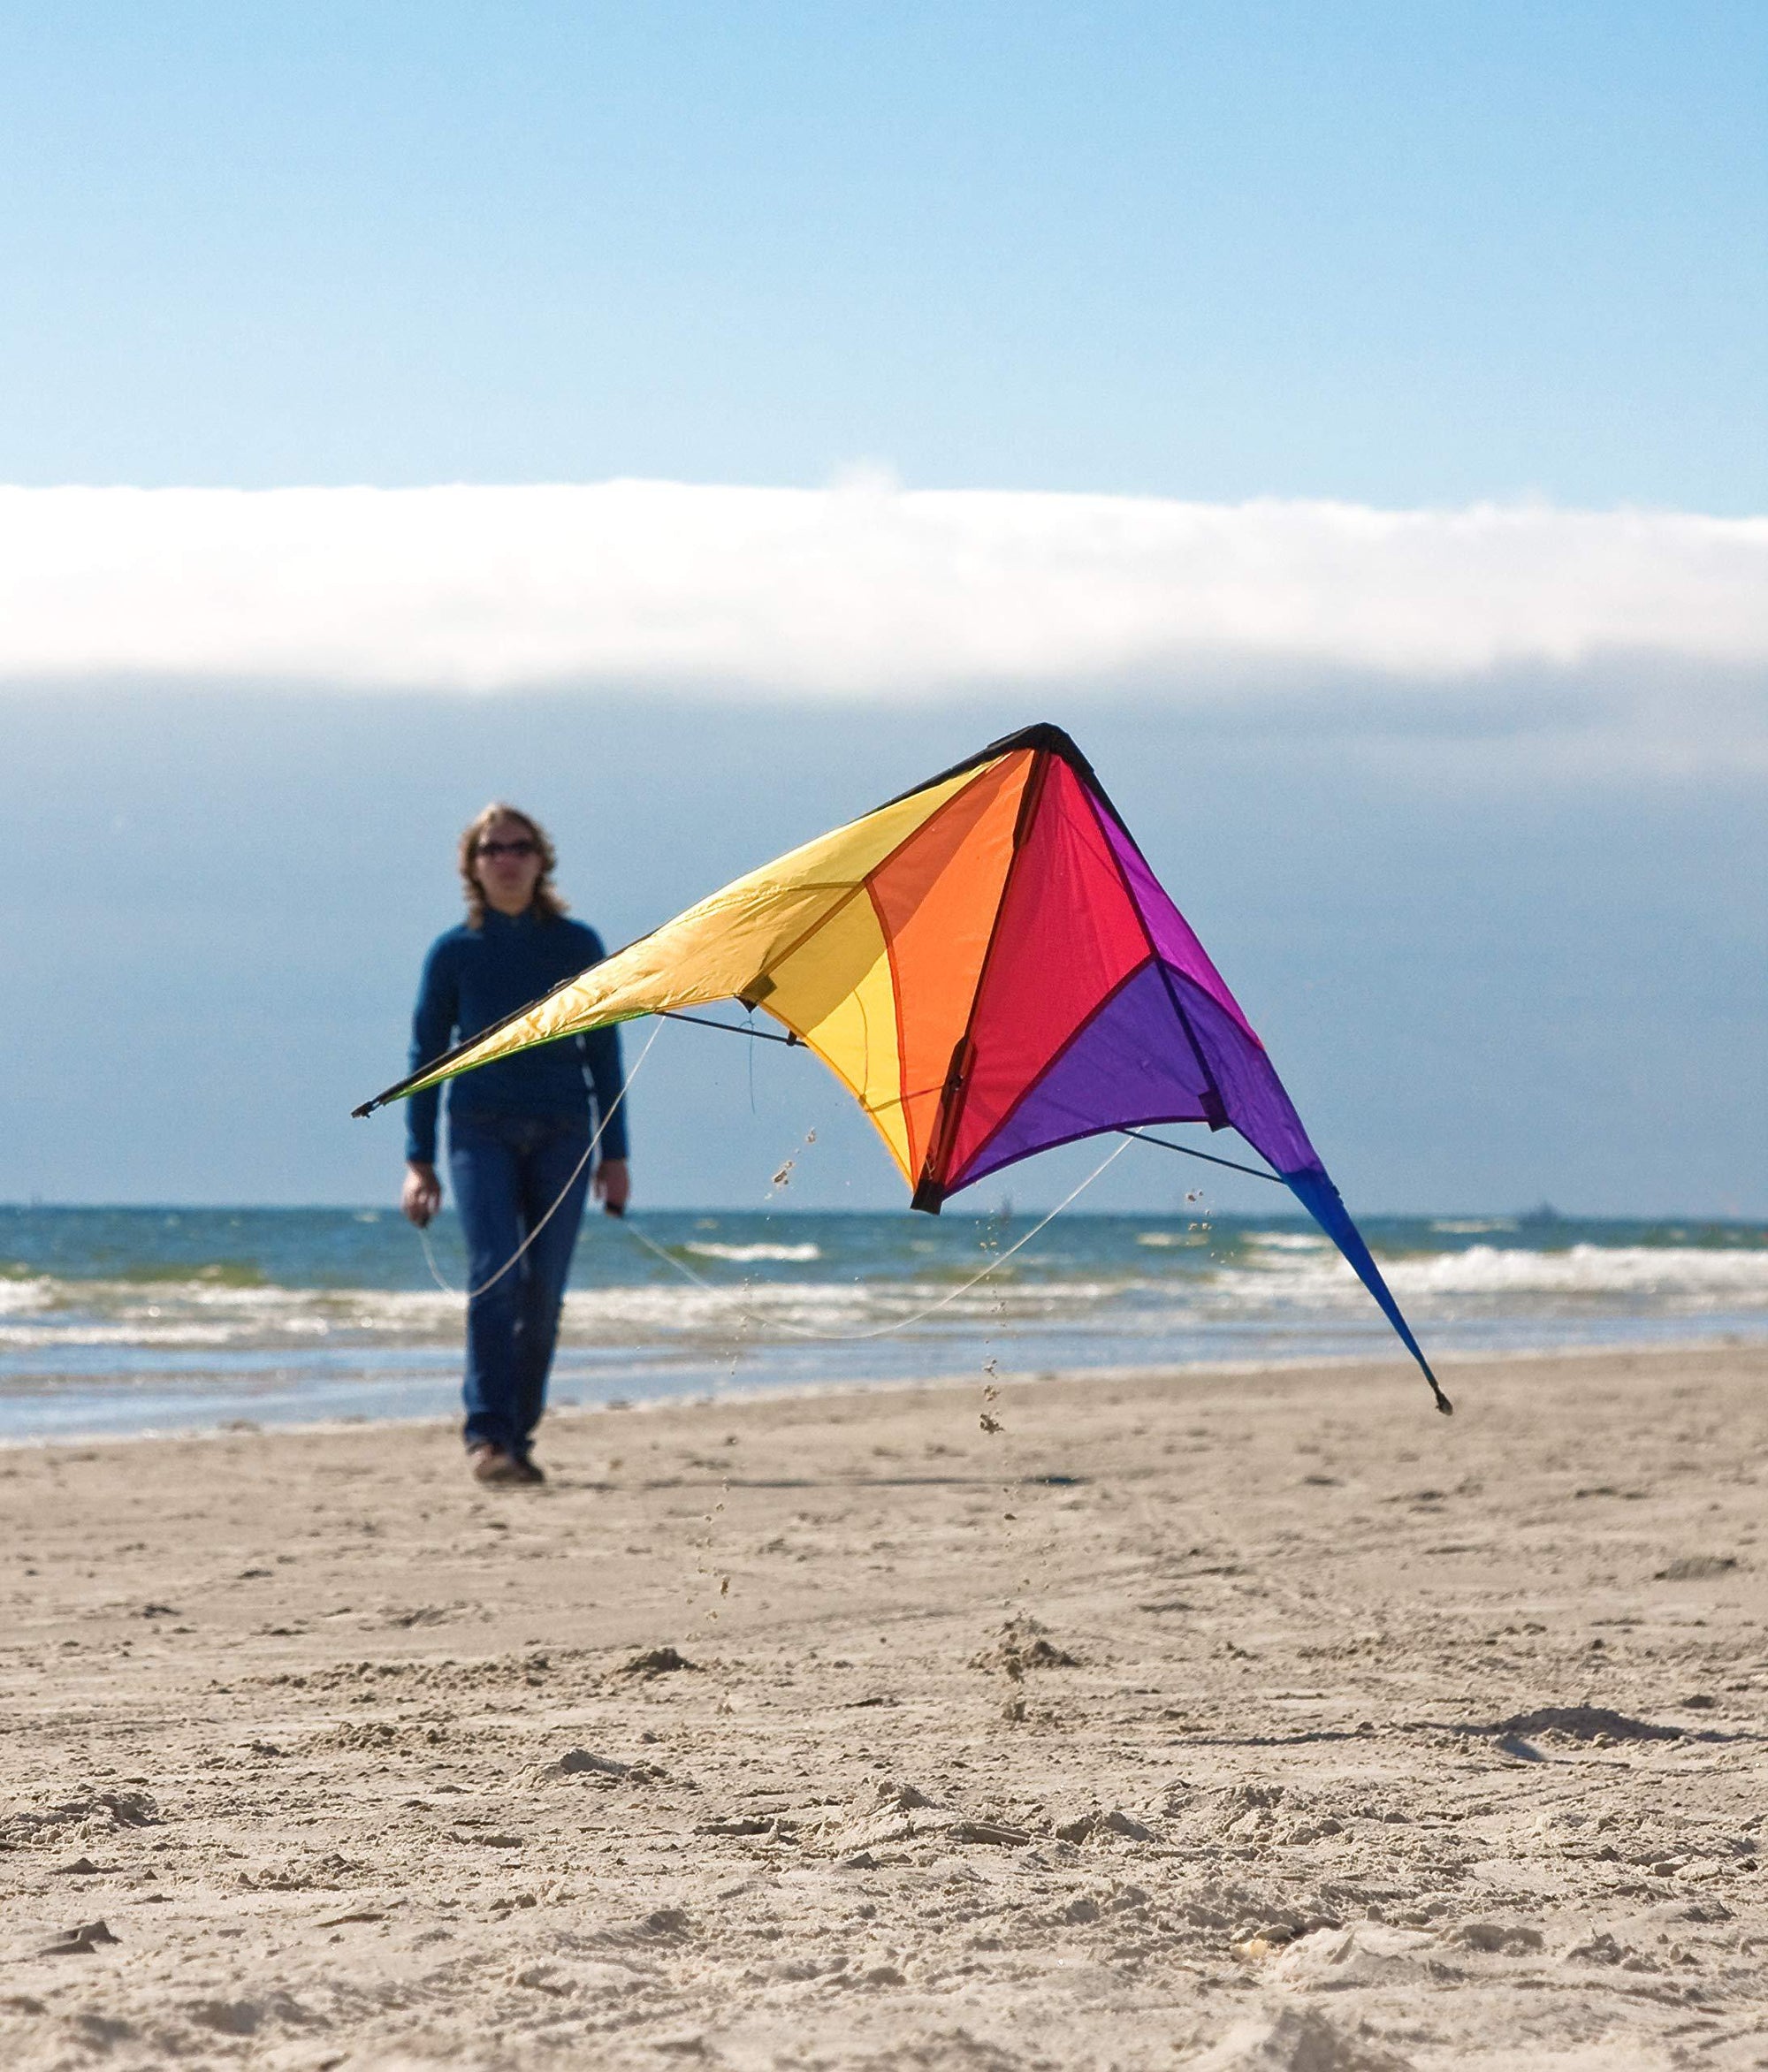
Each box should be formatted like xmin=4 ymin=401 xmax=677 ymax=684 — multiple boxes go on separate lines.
xmin=763 ymin=885 xmax=911 ymax=1179
xmin=397 ymin=757 xmax=1004 ymax=1101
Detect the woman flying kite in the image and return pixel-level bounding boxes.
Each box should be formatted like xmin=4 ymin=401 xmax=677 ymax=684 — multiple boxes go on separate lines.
xmin=361 ymin=725 xmax=1447 ymax=1416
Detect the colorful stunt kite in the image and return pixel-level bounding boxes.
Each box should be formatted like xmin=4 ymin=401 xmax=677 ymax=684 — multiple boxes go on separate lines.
xmin=358 ymin=725 xmax=1448 ymax=1411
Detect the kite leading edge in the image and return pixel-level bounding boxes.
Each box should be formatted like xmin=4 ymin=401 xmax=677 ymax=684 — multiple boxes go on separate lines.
xmin=356 ymin=724 xmax=1449 ymax=1413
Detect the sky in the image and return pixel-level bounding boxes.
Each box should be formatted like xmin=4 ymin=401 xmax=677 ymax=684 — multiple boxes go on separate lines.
xmin=4 ymin=2 xmax=1764 ymax=506
xmin=0 ymin=4 xmax=1763 ymax=1215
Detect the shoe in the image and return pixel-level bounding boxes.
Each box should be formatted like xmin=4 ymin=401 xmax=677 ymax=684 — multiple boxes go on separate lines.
xmin=511 ymin=1457 xmax=545 ymax=1485
xmin=468 ymin=1443 xmax=525 ymax=1487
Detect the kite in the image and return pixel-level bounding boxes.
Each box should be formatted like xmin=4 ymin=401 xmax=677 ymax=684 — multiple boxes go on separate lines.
xmin=358 ymin=724 xmax=1448 ymax=1411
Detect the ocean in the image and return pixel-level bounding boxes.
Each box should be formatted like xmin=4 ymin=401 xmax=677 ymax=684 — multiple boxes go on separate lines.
xmin=1 ymin=1203 xmax=1763 ymax=1440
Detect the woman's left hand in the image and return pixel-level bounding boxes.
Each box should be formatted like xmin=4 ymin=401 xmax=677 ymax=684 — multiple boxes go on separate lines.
xmin=593 ymin=1158 xmax=630 ymax=1216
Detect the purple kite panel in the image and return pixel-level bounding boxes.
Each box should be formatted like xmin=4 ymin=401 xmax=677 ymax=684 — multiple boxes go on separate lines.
xmin=948 ymin=961 xmax=1323 ymax=1195
xmin=949 ymin=961 xmax=1213 ymax=1191
xmin=1089 ymin=796 xmax=1260 ymax=1041
xmin=1176 ymin=979 xmax=1322 ymax=1179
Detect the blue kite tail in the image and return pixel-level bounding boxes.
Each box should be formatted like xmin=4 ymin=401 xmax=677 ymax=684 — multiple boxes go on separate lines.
xmin=1284 ymin=1166 xmax=1452 ymax=1415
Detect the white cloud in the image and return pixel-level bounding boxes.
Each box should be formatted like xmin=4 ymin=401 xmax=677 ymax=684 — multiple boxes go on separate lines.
xmin=1 ymin=481 xmax=1764 ymax=698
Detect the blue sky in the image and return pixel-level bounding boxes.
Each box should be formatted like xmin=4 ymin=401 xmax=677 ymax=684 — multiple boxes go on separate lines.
xmin=4 ymin=2 xmax=1763 ymax=505
xmin=0 ymin=5 xmax=1762 ymax=1215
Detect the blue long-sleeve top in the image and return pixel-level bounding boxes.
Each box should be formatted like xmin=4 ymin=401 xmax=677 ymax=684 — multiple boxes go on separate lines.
xmin=405 ymin=908 xmax=629 ymax=1167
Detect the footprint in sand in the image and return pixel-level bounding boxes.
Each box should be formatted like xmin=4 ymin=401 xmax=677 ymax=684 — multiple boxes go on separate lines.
xmin=1449 ymin=1921 xmax=1544 ymax=1954
xmin=526 ymin=1748 xmax=668 ymax=1787
xmin=1192 ymin=2003 xmax=1414 ymax=2070
xmin=1053 ymin=1808 xmax=1155 ymax=1844
xmin=35 ymin=1919 xmax=120 ymax=1956
xmin=1268 ymin=1923 xmax=1437 ymax=1992
xmin=620 ymin=1645 xmax=698 ymax=1678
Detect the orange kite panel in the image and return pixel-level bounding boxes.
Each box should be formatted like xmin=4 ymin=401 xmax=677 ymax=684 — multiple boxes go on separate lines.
xmin=867 ymin=748 xmax=1033 ymax=1178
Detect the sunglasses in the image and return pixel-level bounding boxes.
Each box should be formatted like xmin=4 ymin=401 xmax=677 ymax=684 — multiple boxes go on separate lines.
xmin=476 ymin=839 xmax=538 ymax=859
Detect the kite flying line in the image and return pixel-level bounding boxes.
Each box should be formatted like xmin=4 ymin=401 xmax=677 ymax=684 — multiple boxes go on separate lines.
xmin=417 ymin=1007 xmax=1129 ymax=1344
xmin=615 ymin=1136 xmax=1129 ymax=1344
xmin=415 ymin=1020 xmax=663 ymax=1302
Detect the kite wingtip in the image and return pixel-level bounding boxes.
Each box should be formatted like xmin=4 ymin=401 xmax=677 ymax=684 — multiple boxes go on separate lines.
xmin=351 ymin=1101 xmax=377 ymax=1120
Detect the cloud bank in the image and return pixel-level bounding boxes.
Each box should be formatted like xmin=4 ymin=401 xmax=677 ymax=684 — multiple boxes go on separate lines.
xmin=2 ymin=482 xmax=1764 ymax=702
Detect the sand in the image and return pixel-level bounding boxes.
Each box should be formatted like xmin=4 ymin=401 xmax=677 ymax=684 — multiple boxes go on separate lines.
xmin=1 ymin=1344 xmax=1764 ymax=2070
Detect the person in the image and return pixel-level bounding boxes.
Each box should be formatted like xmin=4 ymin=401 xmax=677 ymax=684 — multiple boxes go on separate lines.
xmin=400 ymin=804 xmax=629 ymax=1486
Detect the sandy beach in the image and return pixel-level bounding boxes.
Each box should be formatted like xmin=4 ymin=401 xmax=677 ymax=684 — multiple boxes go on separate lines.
xmin=2 ymin=1343 xmax=1764 ymax=2069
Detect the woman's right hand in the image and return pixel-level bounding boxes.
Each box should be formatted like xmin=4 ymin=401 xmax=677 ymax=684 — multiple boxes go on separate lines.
xmin=402 ymin=1162 xmax=443 ymax=1228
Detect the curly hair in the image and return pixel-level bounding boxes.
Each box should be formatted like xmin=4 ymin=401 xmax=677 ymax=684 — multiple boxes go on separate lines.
xmin=456 ymin=803 xmax=569 ymax=929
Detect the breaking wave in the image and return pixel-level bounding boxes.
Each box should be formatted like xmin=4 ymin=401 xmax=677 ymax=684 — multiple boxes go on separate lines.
xmin=1218 ymin=1241 xmax=1768 ymax=1308
xmin=682 ymin=1241 xmax=823 ymax=1263
xmin=0 ymin=1205 xmax=1762 ymax=1436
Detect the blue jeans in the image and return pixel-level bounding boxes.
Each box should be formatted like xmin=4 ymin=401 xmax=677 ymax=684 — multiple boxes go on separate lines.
xmin=447 ymin=1113 xmax=592 ymax=1459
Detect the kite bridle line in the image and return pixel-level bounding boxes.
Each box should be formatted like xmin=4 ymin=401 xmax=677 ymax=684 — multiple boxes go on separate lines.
xmin=649 ymin=1012 xmax=1290 ymax=1186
